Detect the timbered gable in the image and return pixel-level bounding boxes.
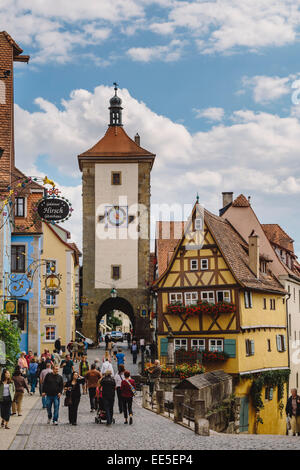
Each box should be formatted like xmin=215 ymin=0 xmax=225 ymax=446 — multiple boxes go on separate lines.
xmin=157 ymin=222 xmax=237 ymax=290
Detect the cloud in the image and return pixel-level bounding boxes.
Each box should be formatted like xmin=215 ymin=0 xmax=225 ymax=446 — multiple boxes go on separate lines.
xmin=127 ymin=39 xmax=186 ymax=62
xmin=193 ymin=107 xmax=225 ymax=121
xmin=3 ymin=0 xmax=300 ymax=65
xmin=242 ymin=75 xmax=294 ymax=104
xmin=14 ymin=84 xmax=300 ymax=250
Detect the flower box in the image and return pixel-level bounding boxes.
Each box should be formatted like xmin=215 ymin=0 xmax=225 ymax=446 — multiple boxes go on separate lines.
xmin=166 ymin=301 xmax=236 ymax=316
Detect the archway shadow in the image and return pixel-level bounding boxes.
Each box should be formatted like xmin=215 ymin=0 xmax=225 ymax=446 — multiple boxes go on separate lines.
xmin=96 ymin=296 xmax=135 ymax=337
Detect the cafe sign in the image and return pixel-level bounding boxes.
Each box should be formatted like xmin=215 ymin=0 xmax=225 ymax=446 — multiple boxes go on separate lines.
xmin=36 ymin=194 xmax=73 ymax=224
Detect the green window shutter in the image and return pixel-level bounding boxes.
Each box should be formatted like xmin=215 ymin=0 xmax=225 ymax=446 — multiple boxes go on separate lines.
xmin=160 ymin=337 xmax=168 ymax=356
xmin=250 ymin=340 xmax=255 ymax=355
xmin=224 ymin=339 xmax=236 ymax=358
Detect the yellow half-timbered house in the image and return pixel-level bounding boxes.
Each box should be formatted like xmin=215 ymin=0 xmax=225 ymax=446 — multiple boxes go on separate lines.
xmin=153 ymin=201 xmax=289 ymax=434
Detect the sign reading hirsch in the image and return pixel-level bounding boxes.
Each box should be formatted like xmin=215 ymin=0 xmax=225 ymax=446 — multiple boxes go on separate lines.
xmin=37 ymin=197 xmax=70 ymax=223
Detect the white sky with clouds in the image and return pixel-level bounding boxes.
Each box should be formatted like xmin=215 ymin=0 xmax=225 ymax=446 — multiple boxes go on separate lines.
xmin=2 ymin=0 xmax=300 ymax=255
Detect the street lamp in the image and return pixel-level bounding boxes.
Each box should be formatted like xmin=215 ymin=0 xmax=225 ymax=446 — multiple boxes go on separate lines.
xmin=110 ymin=288 xmax=117 ymax=298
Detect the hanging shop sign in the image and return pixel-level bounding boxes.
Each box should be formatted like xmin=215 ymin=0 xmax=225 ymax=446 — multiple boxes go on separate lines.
xmin=4 ymin=299 xmax=18 ymax=315
xmin=45 ymin=273 xmax=61 ymax=294
xmin=36 ymin=194 xmax=73 ymax=224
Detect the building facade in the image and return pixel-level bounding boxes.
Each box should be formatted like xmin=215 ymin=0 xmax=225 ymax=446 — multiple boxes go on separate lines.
xmin=153 ymin=201 xmax=289 ymax=434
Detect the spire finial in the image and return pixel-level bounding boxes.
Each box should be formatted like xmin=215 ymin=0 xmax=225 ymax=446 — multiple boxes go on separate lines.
xmin=196 ymin=193 xmax=199 ymax=204
xmin=109 ymin=82 xmax=123 ymax=127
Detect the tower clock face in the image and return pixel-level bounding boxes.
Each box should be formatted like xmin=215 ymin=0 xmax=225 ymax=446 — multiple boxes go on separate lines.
xmin=105 ymin=206 xmax=128 ymax=227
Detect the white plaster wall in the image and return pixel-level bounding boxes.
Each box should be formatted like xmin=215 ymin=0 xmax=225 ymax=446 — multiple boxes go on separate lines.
xmin=95 ymin=163 xmax=138 ymax=289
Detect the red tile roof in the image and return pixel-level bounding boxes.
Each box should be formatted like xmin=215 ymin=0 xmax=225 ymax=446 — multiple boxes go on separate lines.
xmin=232 ymin=194 xmax=251 ymax=207
xmin=155 ymin=221 xmax=185 ymax=277
xmin=262 ymin=224 xmax=294 ymax=253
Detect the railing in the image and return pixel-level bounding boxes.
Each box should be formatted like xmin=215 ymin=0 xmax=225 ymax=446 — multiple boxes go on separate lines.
xmin=182 ymin=403 xmax=195 ymax=427
xmin=164 ymin=399 xmax=173 ymax=418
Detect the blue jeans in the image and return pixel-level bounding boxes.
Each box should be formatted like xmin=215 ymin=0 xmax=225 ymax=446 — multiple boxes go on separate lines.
xmin=30 ymin=374 xmax=37 ymax=393
xmin=46 ymin=396 xmax=60 ymax=422
xmin=42 ymin=395 xmax=47 ymax=408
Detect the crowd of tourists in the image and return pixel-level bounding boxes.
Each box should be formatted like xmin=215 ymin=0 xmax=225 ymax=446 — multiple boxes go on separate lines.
xmin=0 ymin=336 xmax=157 ymax=429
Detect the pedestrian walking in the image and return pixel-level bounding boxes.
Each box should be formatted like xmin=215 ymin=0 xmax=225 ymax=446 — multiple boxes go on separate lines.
xmin=54 ymin=337 xmax=62 ymax=355
xmin=0 ymin=369 xmax=15 ymax=429
xmin=131 ymin=341 xmax=139 ymax=364
xmin=42 ymin=364 xmax=64 ymax=425
xmin=25 ymin=350 xmax=34 ymax=367
xmin=12 ymin=366 xmax=29 ymax=416
xmin=140 ymin=338 xmax=145 ymax=354
xmin=72 ymin=339 xmax=79 ymax=362
xmin=148 ymin=359 xmax=162 ymax=395
xmin=60 ymin=354 xmax=74 ymax=384
xmin=107 ymin=336 xmax=113 ymax=355
xmin=52 ymin=350 xmax=61 ymax=366
xmin=78 ymin=339 xmax=85 ymax=358
xmin=64 ymin=372 xmax=85 ymax=425
xmin=37 ymin=357 xmax=46 ymax=396
xmin=85 ymin=364 xmax=101 ymax=412
xmin=105 ymin=333 xmax=109 ymax=350
xmin=114 ymin=364 xmax=125 ymax=413
xmin=100 ymin=370 xmax=116 ymax=426
xmin=93 ymin=358 xmax=101 ymax=372
xmin=101 ymin=357 xmax=114 ymax=375
xmin=84 ymin=339 xmax=89 ymax=355
xmin=286 ymin=388 xmax=300 ymax=436
xmin=79 ymin=355 xmax=89 ymax=394
xmin=28 ymin=357 xmax=38 ymax=394
xmin=127 ymin=332 xmax=131 ymax=350
xmin=116 ymin=348 xmax=125 ymax=370
xmin=67 ymin=340 xmax=73 ymax=359
xmin=121 ymin=370 xmax=136 ymax=425
xmin=18 ymin=352 xmax=28 ymax=377
xmin=39 ymin=362 xmax=53 ymax=409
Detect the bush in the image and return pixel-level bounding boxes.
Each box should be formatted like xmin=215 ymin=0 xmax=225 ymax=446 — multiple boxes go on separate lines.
xmin=0 ymin=313 xmax=21 ymax=372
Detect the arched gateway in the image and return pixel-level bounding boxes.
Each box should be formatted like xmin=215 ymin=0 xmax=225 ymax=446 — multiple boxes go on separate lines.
xmin=78 ymin=85 xmax=155 ymax=342
xmin=96 ymin=296 xmax=135 ymax=337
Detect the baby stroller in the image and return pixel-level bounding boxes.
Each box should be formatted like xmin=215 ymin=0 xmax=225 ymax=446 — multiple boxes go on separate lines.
xmin=94 ymin=386 xmax=115 ymax=424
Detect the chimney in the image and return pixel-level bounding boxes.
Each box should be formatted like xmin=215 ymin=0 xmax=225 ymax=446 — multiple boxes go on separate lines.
xmin=248 ymin=230 xmax=260 ymax=278
xmin=222 ymin=192 xmax=233 ymax=208
xmin=134 ymin=133 xmax=140 ymax=146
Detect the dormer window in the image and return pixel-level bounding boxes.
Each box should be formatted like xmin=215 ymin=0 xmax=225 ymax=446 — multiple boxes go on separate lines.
xmin=15 ymin=197 xmax=25 ymax=217
xmin=194 ymin=218 xmax=203 ymax=231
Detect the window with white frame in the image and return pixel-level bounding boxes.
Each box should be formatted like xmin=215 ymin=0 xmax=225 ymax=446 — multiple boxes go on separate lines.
xmin=245 ymin=339 xmax=255 ymax=356
xmin=201 ymin=291 xmax=215 ymax=303
xmin=185 ymin=292 xmax=198 ymax=305
xmin=46 ymin=292 xmax=57 ymax=306
xmin=190 ymin=259 xmax=198 ymax=271
xmin=217 ymin=290 xmax=231 ymax=302
xmin=191 ymin=339 xmax=205 ymax=351
xmin=200 ymin=259 xmax=208 ymax=270
xmin=209 ymin=339 xmax=223 ymax=352
xmin=195 ymin=218 xmax=203 ymax=231
xmin=244 ymin=291 xmax=253 ymax=308
xmin=15 ymin=197 xmax=25 ymax=217
xmin=175 ymin=338 xmax=188 ymax=350
xmin=45 ymin=325 xmax=56 ymax=342
xmin=46 ymin=260 xmax=56 ymax=274
xmin=169 ymin=292 xmax=183 ymax=304
xmin=276 ymin=334 xmax=286 ymax=352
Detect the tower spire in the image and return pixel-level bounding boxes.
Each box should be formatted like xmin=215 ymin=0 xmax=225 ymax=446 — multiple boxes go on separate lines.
xmin=109 ymin=82 xmax=123 ymax=127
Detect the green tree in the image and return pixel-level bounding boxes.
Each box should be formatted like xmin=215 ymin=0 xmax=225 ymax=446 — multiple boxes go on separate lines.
xmin=0 ymin=313 xmax=21 ymax=372
xmin=107 ymin=311 xmax=122 ymax=330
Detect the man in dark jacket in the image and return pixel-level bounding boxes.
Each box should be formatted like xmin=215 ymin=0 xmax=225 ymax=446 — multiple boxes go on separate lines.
xmin=286 ymin=388 xmax=300 ymax=436
xmin=54 ymin=337 xmax=62 ymax=354
xmin=131 ymin=341 xmax=139 ymax=364
xmin=42 ymin=365 xmax=64 ymax=425
xmin=100 ymin=370 xmax=116 ymax=426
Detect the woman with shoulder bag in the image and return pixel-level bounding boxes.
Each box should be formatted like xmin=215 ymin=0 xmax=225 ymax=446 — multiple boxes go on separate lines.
xmin=64 ymin=371 xmax=85 ymax=425
xmin=114 ymin=364 xmax=125 ymax=413
xmin=120 ymin=370 xmax=136 ymax=425
xmin=0 ymin=369 xmax=15 ymax=429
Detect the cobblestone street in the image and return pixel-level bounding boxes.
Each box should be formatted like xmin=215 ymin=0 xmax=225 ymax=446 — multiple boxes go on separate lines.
xmin=7 ymin=345 xmax=300 ymax=451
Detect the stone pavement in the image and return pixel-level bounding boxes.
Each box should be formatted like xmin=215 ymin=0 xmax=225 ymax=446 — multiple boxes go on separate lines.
xmin=7 ymin=346 xmax=300 ymax=450
xmin=0 ymin=393 xmax=39 ymax=450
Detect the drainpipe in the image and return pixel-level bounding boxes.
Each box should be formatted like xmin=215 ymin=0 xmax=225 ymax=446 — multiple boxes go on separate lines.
xmin=286 ymin=291 xmax=291 ymax=393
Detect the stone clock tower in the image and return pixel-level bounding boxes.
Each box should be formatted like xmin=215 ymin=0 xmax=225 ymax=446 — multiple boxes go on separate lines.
xmin=78 ymin=85 xmax=155 ymax=341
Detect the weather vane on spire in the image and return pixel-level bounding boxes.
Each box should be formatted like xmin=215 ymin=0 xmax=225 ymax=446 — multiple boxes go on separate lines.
xmin=113 ymin=82 xmax=118 ymax=94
